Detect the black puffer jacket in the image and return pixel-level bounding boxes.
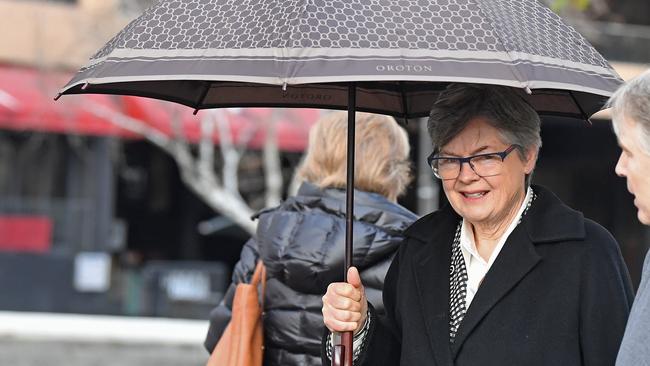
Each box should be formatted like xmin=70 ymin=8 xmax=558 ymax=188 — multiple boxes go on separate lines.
xmin=204 ymin=182 xmax=417 ymax=366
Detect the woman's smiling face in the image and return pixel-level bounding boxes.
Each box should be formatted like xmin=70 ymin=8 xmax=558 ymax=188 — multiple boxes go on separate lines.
xmin=440 ymin=116 xmax=536 ymax=228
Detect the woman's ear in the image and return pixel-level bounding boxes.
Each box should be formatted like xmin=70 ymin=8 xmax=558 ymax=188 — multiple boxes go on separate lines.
xmin=524 ymin=147 xmax=538 ymax=174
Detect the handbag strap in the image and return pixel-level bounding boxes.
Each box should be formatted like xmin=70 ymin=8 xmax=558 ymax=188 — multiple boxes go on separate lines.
xmin=251 ymin=260 xmax=267 ymax=306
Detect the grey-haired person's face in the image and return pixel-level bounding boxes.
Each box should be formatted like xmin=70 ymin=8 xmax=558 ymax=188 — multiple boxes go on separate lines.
xmin=437 ymin=116 xmax=537 ymax=227
xmin=428 ymin=84 xmax=541 ymax=186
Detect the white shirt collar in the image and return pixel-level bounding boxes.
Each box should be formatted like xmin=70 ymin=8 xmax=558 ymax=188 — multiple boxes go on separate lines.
xmin=459 ymin=187 xmax=533 ymax=306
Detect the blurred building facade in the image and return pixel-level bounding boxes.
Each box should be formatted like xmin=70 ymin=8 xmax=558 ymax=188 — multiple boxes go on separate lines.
xmin=0 ymin=0 xmax=129 ymax=316
xmin=0 ymin=0 xmax=648 ymax=322
xmin=0 ymin=0 xmax=306 ymax=318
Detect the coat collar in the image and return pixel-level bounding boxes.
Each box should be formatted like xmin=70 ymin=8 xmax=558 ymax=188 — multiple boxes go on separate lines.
xmin=404 ymin=185 xmax=585 ymax=361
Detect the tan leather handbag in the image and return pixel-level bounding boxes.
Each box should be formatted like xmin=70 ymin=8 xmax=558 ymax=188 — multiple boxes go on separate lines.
xmin=207 ymin=260 xmax=266 ymax=366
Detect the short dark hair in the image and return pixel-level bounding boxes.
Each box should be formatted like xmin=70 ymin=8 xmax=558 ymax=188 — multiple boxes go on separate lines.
xmin=427 ymin=83 xmax=542 ymax=186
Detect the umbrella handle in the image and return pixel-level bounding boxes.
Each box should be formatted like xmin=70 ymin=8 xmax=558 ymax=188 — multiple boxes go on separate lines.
xmin=332 ymin=332 xmax=353 ymax=366
xmin=332 ymin=344 xmax=344 ymax=366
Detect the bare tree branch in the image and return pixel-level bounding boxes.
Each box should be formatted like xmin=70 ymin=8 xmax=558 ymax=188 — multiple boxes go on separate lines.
xmin=214 ymin=110 xmax=244 ymax=199
xmin=84 ymin=101 xmax=257 ymax=234
xmin=264 ymin=110 xmax=282 ymax=207
xmin=234 ymin=115 xmax=260 ymax=157
xmin=199 ymin=111 xmax=216 ymax=179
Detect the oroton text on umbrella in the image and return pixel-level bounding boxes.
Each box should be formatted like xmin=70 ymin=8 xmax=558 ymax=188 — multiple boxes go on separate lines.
xmin=376 ymin=65 xmax=433 ymax=73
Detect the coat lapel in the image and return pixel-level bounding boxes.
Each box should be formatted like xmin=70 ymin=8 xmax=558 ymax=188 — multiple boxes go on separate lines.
xmin=411 ymin=209 xmax=457 ymax=366
xmin=450 ymin=224 xmax=541 ymax=358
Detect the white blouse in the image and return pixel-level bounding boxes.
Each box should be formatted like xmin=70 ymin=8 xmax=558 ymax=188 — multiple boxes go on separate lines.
xmin=459 ymin=187 xmax=533 ymax=307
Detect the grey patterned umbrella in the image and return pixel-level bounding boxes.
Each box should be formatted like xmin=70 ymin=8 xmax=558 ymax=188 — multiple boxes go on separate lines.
xmin=58 ymin=0 xmax=621 ymax=120
xmin=57 ymin=1 xmax=621 ymax=364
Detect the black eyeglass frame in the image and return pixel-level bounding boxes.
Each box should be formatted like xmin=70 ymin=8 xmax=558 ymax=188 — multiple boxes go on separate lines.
xmin=427 ymin=145 xmax=520 ymax=180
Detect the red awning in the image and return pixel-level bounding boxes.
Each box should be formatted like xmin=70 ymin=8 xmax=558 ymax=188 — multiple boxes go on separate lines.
xmin=121 ymin=95 xmax=320 ymax=151
xmin=0 ymin=65 xmax=319 ymax=151
xmin=0 ymin=65 xmax=137 ymax=137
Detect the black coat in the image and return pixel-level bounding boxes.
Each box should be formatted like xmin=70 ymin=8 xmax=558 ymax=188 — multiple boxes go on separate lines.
xmin=204 ymin=182 xmax=416 ymax=366
xmin=334 ymin=185 xmax=634 ymax=366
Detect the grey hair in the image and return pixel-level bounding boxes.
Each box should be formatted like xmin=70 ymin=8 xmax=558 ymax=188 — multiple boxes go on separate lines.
xmin=607 ymin=69 xmax=650 ymax=155
xmin=428 ymin=83 xmax=542 ymax=187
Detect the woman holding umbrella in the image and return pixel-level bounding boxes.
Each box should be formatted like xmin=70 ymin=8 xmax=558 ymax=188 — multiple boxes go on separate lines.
xmin=322 ymin=84 xmax=634 ymax=366
xmin=205 ymin=111 xmax=417 ymax=366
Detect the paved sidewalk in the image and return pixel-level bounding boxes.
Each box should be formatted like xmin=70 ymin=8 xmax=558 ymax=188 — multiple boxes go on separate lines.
xmin=0 ymin=339 xmax=207 ymax=366
xmin=0 ymin=311 xmax=210 ymax=366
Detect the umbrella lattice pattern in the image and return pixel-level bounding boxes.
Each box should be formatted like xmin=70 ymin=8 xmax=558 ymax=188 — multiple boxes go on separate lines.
xmin=62 ymin=0 xmax=621 ymax=119
xmin=93 ymin=0 xmax=606 ymax=66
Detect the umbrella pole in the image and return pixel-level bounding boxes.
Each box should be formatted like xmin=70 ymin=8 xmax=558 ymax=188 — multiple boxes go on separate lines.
xmin=332 ymin=83 xmax=356 ymax=366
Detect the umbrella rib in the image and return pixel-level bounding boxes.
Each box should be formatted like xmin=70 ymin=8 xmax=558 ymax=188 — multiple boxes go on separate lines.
xmin=193 ymin=82 xmax=211 ymax=115
xmin=279 ymin=0 xmax=308 ymax=65
xmin=472 ymin=0 xmax=527 ymax=89
xmin=568 ymin=90 xmax=590 ymax=123
xmin=398 ymin=81 xmax=409 ymax=119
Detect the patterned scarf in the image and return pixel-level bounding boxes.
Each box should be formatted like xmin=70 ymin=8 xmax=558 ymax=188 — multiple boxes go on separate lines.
xmin=448 ymin=189 xmax=536 ymax=343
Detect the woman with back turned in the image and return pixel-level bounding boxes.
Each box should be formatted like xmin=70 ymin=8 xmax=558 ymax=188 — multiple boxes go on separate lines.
xmin=205 ymin=111 xmax=417 ymax=365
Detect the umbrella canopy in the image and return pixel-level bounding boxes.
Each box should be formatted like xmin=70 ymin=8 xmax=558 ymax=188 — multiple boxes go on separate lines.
xmin=59 ymin=0 xmax=621 ymax=120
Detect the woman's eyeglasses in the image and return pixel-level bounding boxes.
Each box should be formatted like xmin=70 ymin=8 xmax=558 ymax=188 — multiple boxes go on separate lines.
xmin=427 ymin=145 xmax=519 ymax=180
